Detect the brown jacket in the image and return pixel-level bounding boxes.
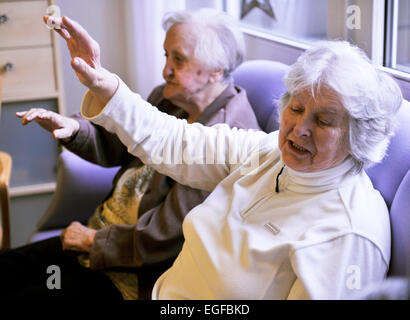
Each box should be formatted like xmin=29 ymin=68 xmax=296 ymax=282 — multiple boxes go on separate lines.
xmin=64 ymin=82 xmax=261 ymax=270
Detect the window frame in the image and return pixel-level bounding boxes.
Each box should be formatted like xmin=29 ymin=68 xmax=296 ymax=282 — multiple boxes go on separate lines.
xmin=223 ymin=0 xmax=410 ymax=82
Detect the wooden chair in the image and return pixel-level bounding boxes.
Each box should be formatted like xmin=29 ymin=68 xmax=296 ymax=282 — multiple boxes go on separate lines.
xmin=0 ymin=151 xmax=11 ymax=251
xmin=0 ymin=76 xmax=13 ymax=251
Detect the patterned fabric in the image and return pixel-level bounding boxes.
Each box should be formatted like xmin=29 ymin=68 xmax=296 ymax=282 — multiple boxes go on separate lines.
xmin=78 ymin=164 xmax=155 ymax=299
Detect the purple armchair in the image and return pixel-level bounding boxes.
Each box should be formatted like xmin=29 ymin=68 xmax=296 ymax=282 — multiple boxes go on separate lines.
xmin=366 ymin=99 xmax=410 ymax=277
xmin=29 ymin=60 xmax=410 ymax=285
xmin=29 ymin=150 xmax=120 ymax=243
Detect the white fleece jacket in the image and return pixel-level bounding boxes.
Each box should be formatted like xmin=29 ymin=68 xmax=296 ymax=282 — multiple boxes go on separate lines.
xmin=81 ymin=79 xmax=390 ymax=300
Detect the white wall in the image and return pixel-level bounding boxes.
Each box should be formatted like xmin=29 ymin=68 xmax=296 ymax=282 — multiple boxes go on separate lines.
xmin=244 ymin=34 xmax=303 ymax=65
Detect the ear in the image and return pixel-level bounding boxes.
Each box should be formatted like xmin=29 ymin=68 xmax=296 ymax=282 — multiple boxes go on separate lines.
xmin=208 ymin=68 xmax=224 ymax=83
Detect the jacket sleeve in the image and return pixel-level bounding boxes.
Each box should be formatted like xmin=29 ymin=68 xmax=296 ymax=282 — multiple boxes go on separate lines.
xmin=287 ymin=234 xmax=388 ymax=299
xmin=81 ymin=77 xmax=268 ymax=192
xmin=89 ymin=184 xmax=210 ymax=269
xmin=62 ymin=113 xmax=132 ymax=167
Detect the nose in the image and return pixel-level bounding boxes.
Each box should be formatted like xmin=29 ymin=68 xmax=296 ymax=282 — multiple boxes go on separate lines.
xmin=163 ymin=57 xmax=173 ymax=80
xmin=293 ymin=116 xmax=312 ymax=137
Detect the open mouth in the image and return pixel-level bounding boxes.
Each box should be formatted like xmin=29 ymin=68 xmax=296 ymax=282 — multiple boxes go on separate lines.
xmin=289 ymin=140 xmax=309 ymax=153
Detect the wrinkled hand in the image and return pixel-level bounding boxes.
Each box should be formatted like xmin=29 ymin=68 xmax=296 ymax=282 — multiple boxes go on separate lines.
xmin=45 ymin=15 xmax=101 ymax=71
xmin=16 ymin=108 xmax=80 ymax=142
xmin=43 ymin=15 xmax=118 ymax=104
xmin=60 ymin=221 xmax=97 ymax=253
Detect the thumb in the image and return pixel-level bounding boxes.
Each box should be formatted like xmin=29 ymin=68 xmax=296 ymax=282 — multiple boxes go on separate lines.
xmin=16 ymin=111 xmax=27 ymax=118
xmin=71 ymin=57 xmax=99 ymax=87
xmin=53 ymin=127 xmax=73 ymax=140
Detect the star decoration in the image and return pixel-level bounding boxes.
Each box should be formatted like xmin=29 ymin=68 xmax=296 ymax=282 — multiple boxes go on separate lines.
xmin=241 ymin=0 xmax=276 ymax=20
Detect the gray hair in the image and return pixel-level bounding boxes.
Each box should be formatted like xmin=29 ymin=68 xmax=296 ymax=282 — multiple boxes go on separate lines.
xmin=162 ymin=8 xmax=245 ymax=80
xmin=279 ymin=40 xmax=403 ymax=171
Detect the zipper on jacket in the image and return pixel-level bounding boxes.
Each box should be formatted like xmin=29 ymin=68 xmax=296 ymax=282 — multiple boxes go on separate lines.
xmin=275 ymin=166 xmax=285 ymax=193
xmin=241 ymin=165 xmax=285 ymax=219
xmin=240 ymin=192 xmax=275 ymax=219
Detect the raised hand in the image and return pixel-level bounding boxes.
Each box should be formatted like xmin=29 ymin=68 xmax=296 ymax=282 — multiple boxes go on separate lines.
xmin=45 ymin=15 xmax=101 ymax=70
xmin=43 ymin=15 xmax=118 ymax=104
xmin=16 ymin=108 xmax=80 ymax=142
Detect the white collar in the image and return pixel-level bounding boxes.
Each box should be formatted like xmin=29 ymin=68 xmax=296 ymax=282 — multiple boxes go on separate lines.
xmin=277 ymin=158 xmax=357 ymax=194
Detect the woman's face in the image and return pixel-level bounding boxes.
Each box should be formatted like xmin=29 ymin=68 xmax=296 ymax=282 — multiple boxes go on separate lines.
xmin=162 ymin=23 xmax=214 ymax=103
xmin=279 ymin=88 xmax=351 ymax=172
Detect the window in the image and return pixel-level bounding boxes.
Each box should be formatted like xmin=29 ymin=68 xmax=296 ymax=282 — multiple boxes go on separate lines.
xmin=385 ymin=0 xmax=410 ymax=73
xmin=182 ymin=0 xmax=410 ymax=79
xmin=221 ymin=0 xmax=409 ymax=78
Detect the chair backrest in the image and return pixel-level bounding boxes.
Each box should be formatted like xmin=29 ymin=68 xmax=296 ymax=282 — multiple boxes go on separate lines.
xmin=232 ymin=60 xmax=289 ymax=133
xmin=36 ymin=149 xmax=120 ymax=230
xmin=366 ymin=100 xmax=410 ymax=277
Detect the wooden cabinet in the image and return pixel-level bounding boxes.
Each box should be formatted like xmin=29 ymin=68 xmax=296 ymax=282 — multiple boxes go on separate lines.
xmin=0 ymin=47 xmax=56 ymax=100
xmin=0 ymin=0 xmax=51 ymax=48
xmin=0 ymin=0 xmax=65 ymax=197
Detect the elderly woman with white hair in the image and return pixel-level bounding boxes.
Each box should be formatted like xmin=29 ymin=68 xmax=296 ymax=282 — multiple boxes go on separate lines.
xmin=2 ymin=9 xmax=259 ymax=300
xmin=46 ymin=17 xmax=402 ymax=299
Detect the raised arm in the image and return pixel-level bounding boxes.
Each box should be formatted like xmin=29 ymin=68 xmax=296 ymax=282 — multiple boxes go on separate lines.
xmin=48 ymin=15 xmax=268 ymax=190
xmin=81 ymin=78 xmax=266 ymax=191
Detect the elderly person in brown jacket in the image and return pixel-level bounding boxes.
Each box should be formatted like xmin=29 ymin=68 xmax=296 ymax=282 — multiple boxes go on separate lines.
xmin=2 ymin=9 xmax=260 ymax=300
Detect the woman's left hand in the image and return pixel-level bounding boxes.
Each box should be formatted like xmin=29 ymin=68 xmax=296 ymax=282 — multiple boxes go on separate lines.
xmin=43 ymin=15 xmax=118 ymax=104
xmin=60 ymin=221 xmax=97 ymax=253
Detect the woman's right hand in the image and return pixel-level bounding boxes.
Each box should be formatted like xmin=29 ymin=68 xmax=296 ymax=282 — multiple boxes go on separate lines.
xmin=16 ymin=108 xmax=80 ymax=142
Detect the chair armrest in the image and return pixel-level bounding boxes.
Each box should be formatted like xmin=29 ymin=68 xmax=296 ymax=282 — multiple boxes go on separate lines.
xmin=0 ymin=151 xmax=12 ymax=251
xmin=36 ymin=149 xmax=120 ymax=230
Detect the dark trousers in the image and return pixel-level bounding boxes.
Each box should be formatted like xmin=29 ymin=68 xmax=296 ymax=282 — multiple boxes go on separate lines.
xmin=0 ymin=236 xmax=123 ymax=300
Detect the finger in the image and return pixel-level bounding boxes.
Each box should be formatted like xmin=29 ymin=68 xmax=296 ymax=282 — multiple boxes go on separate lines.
xmin=43 ymin=16 xmax=71 ymax=41
xmin=62 ymin=240 xmax=77 ymax=252
xmin=35 ymin=109 xmax=49 ymax=118
xmin=43 ymin=15 xmax=62 ymax=27
xmin=61 ymin=16 xmax=89 ymax=41
xmin=23 ymin=108 xmax=46 ymax=118
xmin=23 ymin=109 xmax=49 ymax=123
xmin=42 ymin=16 xmax=62 ymax=30
xmin=15 ymin=111 xmax=27 ymax=118
xmin=36 ymin=110 xmax=58 ymax=121
xmin=53 ymin=127 xmax=72 ymax=140
xmin=55 ymin=26 xmax=71 ymax=41
xmin=20 ymin=109 xmax=42 ymax=124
